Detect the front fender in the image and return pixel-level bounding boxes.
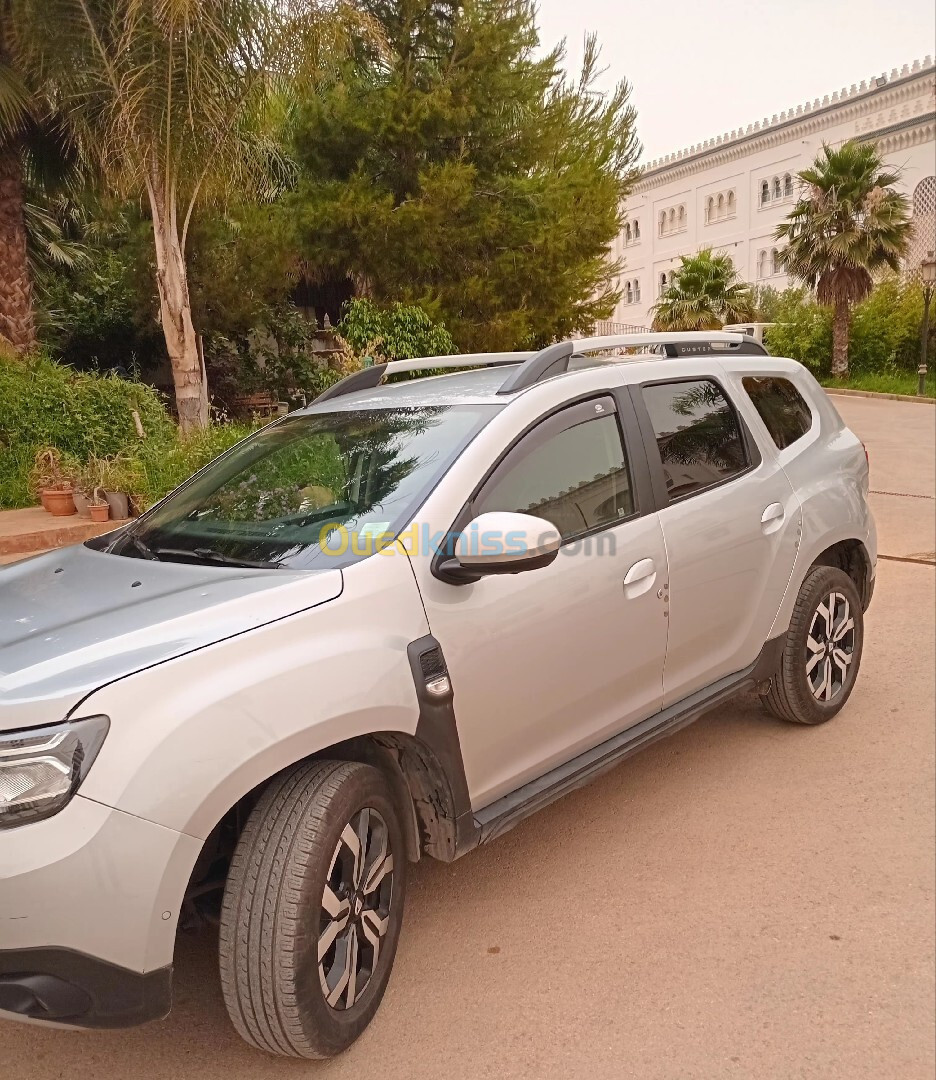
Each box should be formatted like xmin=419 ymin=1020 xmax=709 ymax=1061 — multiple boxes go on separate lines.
xmin=77 ymin=542 xmax=430 ymax=839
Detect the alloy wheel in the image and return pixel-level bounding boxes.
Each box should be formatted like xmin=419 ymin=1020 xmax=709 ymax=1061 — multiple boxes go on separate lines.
xmin=318 ymin=807 xmax=394 ymax=1011
xmin=805 ymin=590 xmax=856 ymax=702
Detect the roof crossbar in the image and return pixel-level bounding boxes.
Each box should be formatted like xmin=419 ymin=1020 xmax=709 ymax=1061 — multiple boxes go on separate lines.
xmin=497 ymin=331 xmax=766 ymax=394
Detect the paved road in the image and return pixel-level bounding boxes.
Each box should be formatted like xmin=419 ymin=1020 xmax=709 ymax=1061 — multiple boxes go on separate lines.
xmin=832 ymin=394 xmax=935 ymax=562
xmin=3 ymin=397 xmax=934 ymax=1080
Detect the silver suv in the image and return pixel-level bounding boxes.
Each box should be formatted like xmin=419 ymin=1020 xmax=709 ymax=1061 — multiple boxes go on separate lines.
xmin=0 ymin=332 xmax=875 ymax=1056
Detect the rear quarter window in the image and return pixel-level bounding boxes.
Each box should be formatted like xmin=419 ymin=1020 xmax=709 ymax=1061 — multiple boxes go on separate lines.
xmin=742 ymin=376 xmax=813 ymax=450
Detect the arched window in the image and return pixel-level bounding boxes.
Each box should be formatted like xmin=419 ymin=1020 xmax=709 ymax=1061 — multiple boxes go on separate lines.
xmin=771 ymin=248 xmax=779 ymax=276
xmin=624 ymin=222 xmax=632 ymax=244
xmin=659 ymin=272 xmax=668 ymax=293
xmin=634 ymin=279 xmax=641 ymax=302
xmin=659 ymin=210 xmax=667 ymax=235
xmin=727 ymin=190 xmax=736 ymax=215
xmin=716 ymin=193 xmax=725 ymax=219
xmin=634 ymin=219 xmax=641 ymax=240
xmin=706 ymin=196 xmax=714 ymax=223
xmin=668 ymin=208 xmax=676 ymax=231
xmin=761 ymin=180 xmax=770 ymax=206
xmin=758 ymin=250 xmax=767 ymax=278
xmin=625 ymin=281 xmax=633 ymax=304
xmin=678 ymin=205 xmax=686 ymax=228
xmin=783 ymin=173 xmax=793 ymax=197
xmin=773 ymin=176 xmax=782 ymax=200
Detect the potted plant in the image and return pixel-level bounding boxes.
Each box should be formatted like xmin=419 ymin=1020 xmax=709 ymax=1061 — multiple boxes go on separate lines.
xmin=87 ymin=454 xmax=144 ymax=520
xmin=30 ymin=448 xmax=78 ymax=517
xmin=89 ymin=487 xmax=111 ymax=523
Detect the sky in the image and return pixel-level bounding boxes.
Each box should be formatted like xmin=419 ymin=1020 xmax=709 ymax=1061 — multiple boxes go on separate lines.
xmin=536 ymin=0 xmax=936 ymax=163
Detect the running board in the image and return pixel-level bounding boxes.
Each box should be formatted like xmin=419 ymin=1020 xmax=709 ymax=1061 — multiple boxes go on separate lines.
xmin=473 ymin=638 xmax=783 ymax=845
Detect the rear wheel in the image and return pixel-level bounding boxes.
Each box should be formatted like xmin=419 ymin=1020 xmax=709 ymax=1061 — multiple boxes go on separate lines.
xmin=761 ymin=564 xmax=863 ymax=725
xmin=219 ymin=760 xmax=406 ymax=1058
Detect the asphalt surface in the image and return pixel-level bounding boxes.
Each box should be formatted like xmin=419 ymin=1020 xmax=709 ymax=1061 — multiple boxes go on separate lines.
xmin=3 ymin=396 xmax=934 ymax=1080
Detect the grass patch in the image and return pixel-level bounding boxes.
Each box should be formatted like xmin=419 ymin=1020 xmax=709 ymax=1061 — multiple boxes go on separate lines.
xmin=821 ymin=371 xmax=936 ymax=398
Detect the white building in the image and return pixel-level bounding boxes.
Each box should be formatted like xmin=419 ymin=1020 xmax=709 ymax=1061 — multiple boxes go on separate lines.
xmin=609 ymin=57 xmax=936 ymax=329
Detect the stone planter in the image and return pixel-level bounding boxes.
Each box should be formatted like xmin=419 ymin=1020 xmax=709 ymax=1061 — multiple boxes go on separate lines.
xmin=104 ymin=491 xmax=129 ymax=520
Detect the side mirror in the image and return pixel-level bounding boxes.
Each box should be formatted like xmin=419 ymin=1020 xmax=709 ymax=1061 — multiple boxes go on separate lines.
xmin=435 ymin=511 xmax=562 ymax=585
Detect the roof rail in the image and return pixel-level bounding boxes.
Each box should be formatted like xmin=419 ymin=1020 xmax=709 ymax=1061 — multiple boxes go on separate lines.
xmin=313 ymin=352 xmax=534 ymax=404
xmin=496 ymin=331 xmax=766 ymax=395
xmin=311 ymin=332 xmax=767 ymax=404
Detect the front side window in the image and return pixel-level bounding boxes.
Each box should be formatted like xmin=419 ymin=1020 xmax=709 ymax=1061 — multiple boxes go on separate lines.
xmin=105 ymin=405 xmax=497 ymax=570
xmin=743 ymin=376 xmax=813 ymax=449
xmin=642 ymin=380 xmax=750 ymax=500
xmin=474 ymin=408 xmax=634 ymax=541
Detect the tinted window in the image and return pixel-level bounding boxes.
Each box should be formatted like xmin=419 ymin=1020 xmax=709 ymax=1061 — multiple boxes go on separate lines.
xmin=107 ymin=405 xmax=496 ymax=570
xmin=475 ymin=411 xmax=634 ymax=540
xmin=743 ymin=376 xmax=813 ymax=449
xmin=642 ymin=380 xmax=749 ymax=500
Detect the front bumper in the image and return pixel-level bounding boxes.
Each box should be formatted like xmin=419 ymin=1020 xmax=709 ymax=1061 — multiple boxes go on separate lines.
xmin=0 ymin=794 xmax=201 ymax=1029
xmin=0 ymin=948 xmax=171 ymax=1028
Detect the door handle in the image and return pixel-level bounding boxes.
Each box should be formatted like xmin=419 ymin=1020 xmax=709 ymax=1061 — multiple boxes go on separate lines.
xmin=623 ymin=557 xmax=657 ymax=598
xmin=761 ymin=502 xmax=785 ymax=534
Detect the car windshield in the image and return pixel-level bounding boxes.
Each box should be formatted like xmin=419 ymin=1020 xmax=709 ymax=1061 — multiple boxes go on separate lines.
xmin=106 ymin=404 xmax=497 ymax=570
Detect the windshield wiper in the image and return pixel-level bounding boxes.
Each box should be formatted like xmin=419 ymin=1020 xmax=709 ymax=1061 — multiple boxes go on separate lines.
xmin=151 ymin=546 xmax=282 ymax=570
xmin=110 ymin=531 xmax=160 ymax=560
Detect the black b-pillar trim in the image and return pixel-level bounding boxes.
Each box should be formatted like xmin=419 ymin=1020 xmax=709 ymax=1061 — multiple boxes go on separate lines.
xmin=407 ymin=635 xmax=481 ymax=858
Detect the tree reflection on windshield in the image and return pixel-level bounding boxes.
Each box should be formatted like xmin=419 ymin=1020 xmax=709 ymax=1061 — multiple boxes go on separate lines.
xmin=116 ymin=405 xmax=495 ymax=569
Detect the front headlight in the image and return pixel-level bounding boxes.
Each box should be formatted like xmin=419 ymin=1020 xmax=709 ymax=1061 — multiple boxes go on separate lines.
xmin=0 ymin=716 xmax=109 ymax=830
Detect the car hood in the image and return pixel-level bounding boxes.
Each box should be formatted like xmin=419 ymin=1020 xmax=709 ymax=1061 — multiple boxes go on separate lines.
xmin=0 ymin=544 xmax=343 ymax=732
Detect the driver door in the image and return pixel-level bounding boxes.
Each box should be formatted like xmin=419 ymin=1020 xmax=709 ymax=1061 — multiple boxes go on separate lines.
xmin=407 ymin=395 xmax=669 ymax=811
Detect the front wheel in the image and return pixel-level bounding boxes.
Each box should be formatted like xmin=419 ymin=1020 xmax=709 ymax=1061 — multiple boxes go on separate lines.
xmin=761 ymin=564 xmax=864 ymax=725
xmin=219 ymin=760 xmax=406 ymax=1058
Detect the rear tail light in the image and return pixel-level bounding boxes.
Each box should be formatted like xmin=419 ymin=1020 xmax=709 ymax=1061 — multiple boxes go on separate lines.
xmin=861 ymin=441 xmax=869 ymax=466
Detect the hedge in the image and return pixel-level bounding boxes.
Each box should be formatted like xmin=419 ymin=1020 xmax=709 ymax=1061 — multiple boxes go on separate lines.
xmin=0 ymin=352 xmax=261 ymax=511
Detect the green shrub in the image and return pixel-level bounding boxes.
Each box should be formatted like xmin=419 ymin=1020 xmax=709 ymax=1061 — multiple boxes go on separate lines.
xmin=338 ymin=299 xmax=455 ymax=363
xmin=762 ymin=289 xmax=834 ymax=372
xmin=763 ymin=280 xmax=933 ymax=378
xmin=0 ymin=352 xmax=177 ymax=509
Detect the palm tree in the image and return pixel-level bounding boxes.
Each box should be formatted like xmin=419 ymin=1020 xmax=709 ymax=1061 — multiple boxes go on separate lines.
xmin=651 ymin=248 xmax=755 ymax=331
xmin=776 ymin=141 xmax=912 ymax=379
xmin=0 ymin=10 xmax=45 ymax=352
xmin=11 ymin=0 xmax=373 ymax=431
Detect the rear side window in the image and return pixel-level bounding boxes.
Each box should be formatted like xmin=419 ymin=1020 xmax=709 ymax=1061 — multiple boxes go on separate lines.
xmin=641 ymin=379 xmax=750 ymax=500
xmin=474 ymin=408 xmax=634 ymax=540
xmin=742 ymin=376 xmax=813 ymax=449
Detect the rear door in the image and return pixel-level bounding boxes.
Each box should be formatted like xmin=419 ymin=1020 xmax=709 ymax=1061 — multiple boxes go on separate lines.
xmin=632 ymin=373 xmax=801 ymax=706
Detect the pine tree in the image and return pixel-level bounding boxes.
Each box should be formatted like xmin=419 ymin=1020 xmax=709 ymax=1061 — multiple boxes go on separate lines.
xmin=289 ymin=0 xmax=639 ymax=350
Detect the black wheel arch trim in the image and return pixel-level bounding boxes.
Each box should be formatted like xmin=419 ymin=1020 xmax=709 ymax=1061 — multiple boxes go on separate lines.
xmin=406 ymin=635 xmax=481 ymax=860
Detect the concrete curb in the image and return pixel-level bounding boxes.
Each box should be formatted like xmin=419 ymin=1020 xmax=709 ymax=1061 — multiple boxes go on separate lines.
xmin=824 ymin=387 xmax=936 ymax=404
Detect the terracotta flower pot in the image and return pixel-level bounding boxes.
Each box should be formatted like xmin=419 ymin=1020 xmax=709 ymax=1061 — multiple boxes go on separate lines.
xmin=89 ymin=502 xmax=111 ymax=523
xmin=42 ymin=488 xmax=76 ymax=517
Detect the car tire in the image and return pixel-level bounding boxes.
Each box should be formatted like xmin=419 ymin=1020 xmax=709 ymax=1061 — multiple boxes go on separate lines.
xmin=760 ymin=564 xmax=864 ymax=725
xmin=218 ymin=759 xmax=407 ymax=1058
